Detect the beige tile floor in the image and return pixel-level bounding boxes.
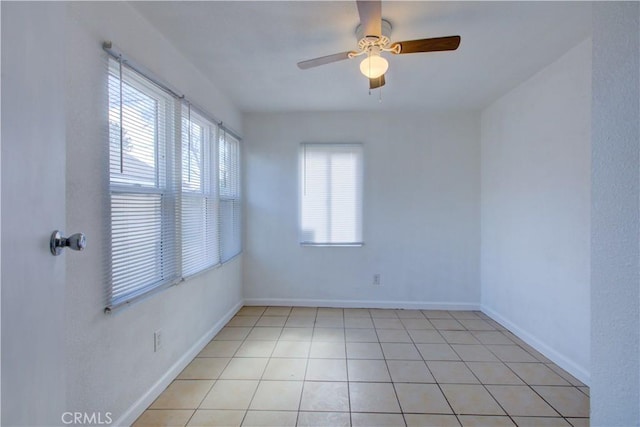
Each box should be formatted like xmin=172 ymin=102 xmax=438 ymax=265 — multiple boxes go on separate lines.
xmin=134 ymin=307 xmax=589 ymax=427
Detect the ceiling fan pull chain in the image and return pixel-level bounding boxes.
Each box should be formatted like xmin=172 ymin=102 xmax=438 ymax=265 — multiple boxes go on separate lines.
xmin=368 ymin=52 xmax=372 ymax=97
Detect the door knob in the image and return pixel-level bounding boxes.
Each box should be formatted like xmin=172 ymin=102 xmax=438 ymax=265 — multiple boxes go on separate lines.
xmin=50 ymin=230 xmax=86 ymax=256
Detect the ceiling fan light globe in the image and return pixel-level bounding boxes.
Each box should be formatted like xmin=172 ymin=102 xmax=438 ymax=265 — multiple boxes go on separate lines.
xmin=359 ymin=55 xmax=388 ymax=79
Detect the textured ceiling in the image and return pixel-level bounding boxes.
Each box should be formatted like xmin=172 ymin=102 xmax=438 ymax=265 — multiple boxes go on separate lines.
xmin=131 ymin=1 xmax=592 ymax=112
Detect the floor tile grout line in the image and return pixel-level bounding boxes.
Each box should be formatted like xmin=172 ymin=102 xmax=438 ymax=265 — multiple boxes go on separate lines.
xmin=504 ymin=361 xmax=573 ymax=388
xmin=432 ymin=379 xmax=460 ymax=419
xmin=342 ymin=318 xmax=354 ymax=427
xmin=427 ymin=323 xmax=502 ymax=420
xmin=294 ymin=363 xmax=311 ymax=425
xmin=294 ymin=308 xmax=318 ymax=426
xmin=188 ymin=379 xmax=218 ymax=425
xmin=528 ymin=383 xmax=585 ymax=420
xmin=234 ymin=313 xmax=274 ymax=425
xmin=380 ymin=341 xmax=409 ymax=426
xmin=484 ymin=381 xmax=563 ymax=422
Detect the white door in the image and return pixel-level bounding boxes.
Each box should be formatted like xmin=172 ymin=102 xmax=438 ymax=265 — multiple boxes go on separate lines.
xmin=1 ymin=3 xmax=68 ymax=425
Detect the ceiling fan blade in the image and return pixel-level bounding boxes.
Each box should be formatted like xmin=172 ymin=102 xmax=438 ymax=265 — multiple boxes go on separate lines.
xmin=297 ymin=51 xmax=353 ymax=70
xmin=369 ymin=74 xmax=385 ymax=89
xmin=391 ymin=36 xmax=461 ymax=55
xmin=357 ymin=0 xmax=382 ymax=38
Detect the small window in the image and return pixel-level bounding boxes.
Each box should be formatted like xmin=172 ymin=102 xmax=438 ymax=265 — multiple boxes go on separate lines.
xmin=299 ymin=143 xmax=363 ymax=246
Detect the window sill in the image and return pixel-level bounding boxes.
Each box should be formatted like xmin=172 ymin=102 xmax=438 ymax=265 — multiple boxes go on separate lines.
xmin=300 ymin=243 xmax=364 ymax=247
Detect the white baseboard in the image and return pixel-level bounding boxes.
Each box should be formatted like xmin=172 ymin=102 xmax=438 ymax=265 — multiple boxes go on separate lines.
xmin=115 ymin=300 xmax=243 ymax=427
xmin=243 ymin=297 xmax=480 ymax=311
xmin=481 ymin=305 xmax=590 ymax=386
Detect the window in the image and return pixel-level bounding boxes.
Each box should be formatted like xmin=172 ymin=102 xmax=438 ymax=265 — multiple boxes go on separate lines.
xmin=181 ymin=105 xmax=219 ymax=277
xmin=219 ymin=132 xmax=241 ymax=261
xmin=106 ymin=54 xmax=242 ymax=311
xmin=108 ymin=58 xmax=179 ymax=307
xmin=299 ymin=143 xmax=363 ymax=246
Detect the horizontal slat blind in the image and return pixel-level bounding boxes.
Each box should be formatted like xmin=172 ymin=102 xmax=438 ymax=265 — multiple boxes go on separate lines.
xmin=300 ymin=143 xmax=363 ymax=246
xmin=108 ymin=57 xmax=178 ymax=308
xmin=181 ymin=104 xmax=220 ymax=276
xmin=219 ymin=132 xmax=241 ymax=261
xmin=105 ymin=47 xmax=242 ymax=312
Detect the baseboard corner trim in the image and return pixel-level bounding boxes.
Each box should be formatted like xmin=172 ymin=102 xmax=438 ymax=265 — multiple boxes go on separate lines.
xmin=115 ymin=299 xmax=243 ymax=427
xmin=481 ymin=304 xmax=590 ymax=386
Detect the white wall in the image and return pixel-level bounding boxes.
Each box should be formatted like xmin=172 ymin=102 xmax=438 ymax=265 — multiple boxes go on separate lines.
xmin=480 ymin=39 xmax=592 ymax=383
xmin=243 ymin=111 xmax=480 ymax=309
xmin=590 ymin=3 xmax=640 ymax=425
xmin=63 ymin=3 xmax=243 ymax=425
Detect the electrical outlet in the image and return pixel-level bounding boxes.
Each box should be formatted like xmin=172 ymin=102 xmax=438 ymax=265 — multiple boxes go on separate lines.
xmin=373 ymin=274 xmax=381 ymax=286
xmin=154 ymin=329 xmax=163 ymax=352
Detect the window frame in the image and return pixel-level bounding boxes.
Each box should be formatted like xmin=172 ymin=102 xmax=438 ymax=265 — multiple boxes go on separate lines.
xmin=218 ymin=131 xmax=242 ymax=262
xmin=107 ymin=57 xmax=180 ymax=309
xmin=181 ymin=104 xmax=221 ymax=277
xmin=298 ymin=142 xmax=364 ymax=247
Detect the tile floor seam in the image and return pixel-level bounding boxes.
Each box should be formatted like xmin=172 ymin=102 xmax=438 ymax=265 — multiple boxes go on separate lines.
xmin=436 ymin=314 xmax=536 ymax=420
xmin=477 ymin=382 xmax=519 ymax=425
xmin=532 ymin=384 xmax=588 ymax=420
xmin=433 ymin=381 xmax=458 ymax=418
xmin=447 ymin=326 xmax=546 ymax=424
xmin=381 ymin=347 xmax=408 ymax=427
xmin=529 ymin=383 xmax=566 ymax=418
xmin=237 ymin=329 xmax=272 ymax=425
xmin=343 ymin=327 xmax=353 ymax=427
xmin=296 ymin=342 xmax=313 ymax=426
xmin=170 ymin=379 xmax=217 ymax=426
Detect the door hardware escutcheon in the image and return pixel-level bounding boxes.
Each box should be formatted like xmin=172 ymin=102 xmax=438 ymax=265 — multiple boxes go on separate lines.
xmin=50 ymin=230 xmax=86 ymax=256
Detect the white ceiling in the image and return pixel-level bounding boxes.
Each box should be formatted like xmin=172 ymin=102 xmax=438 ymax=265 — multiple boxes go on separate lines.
xmin=131 ymin=1 xmax=592 ymax=112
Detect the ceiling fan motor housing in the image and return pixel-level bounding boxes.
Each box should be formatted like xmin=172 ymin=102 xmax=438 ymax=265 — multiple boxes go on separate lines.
xmin=356 ymin=19 xmax=392 ymax=52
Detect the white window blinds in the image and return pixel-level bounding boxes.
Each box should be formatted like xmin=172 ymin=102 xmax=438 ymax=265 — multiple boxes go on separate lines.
xmin=181 ymin=104 xmax=220 ymax=276
xmin=299 ymin=143 xmax=363 ymax=246
xmin=106 ymin=51 xmax=242 ymax=312
xmin=108 ymin=57 xmax=179 ymax=307
xmin=219 ymin=132 xmax=241 ymax=261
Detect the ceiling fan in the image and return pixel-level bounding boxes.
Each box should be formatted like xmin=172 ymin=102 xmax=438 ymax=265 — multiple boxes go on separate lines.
xmin=297 ymin=0 xmax=461 ymax=90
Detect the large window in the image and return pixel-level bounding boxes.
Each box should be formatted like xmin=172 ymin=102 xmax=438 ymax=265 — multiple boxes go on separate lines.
xmin=107 ymin=56 xmax=241 ymax=311
xmin=299 ymin=143 xmax=363 ymax=246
